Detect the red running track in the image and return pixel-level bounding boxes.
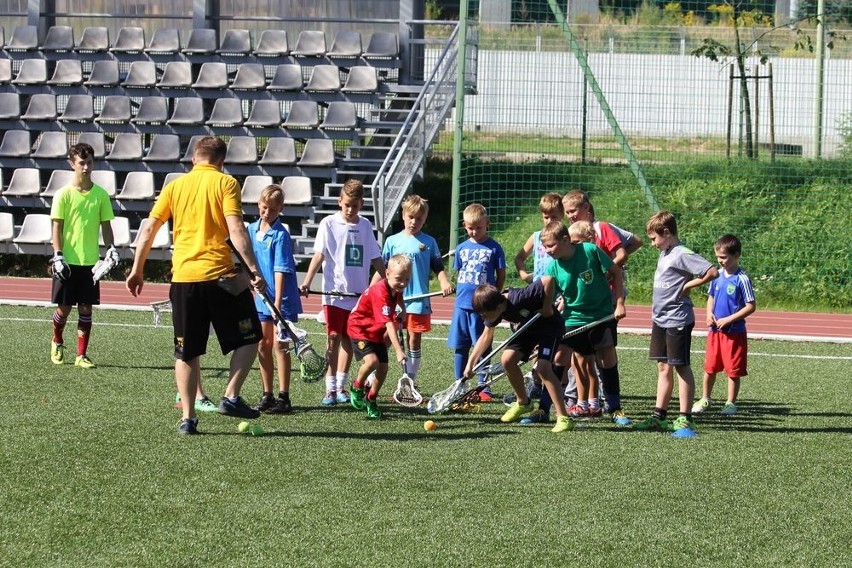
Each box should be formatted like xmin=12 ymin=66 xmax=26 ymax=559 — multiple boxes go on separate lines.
xmin=1 ymin=276 xmax=850 ymax=343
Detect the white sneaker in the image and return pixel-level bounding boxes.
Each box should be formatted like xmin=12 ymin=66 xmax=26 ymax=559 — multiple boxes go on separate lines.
xmin=691 ymin=397 xmax=712 ymax=414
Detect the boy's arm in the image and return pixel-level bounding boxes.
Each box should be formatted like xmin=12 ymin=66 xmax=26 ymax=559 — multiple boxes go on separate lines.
xmin=716 ymin=301 xmax=756 ymax=331
xmin=610 ymin=244 xmax=628 ymax=267
xmin=682 ymin=267 xmax=719 ymax=297
xmin=624 ymin=235 xmax=643 ymax=256
xmin=369 ymin=256 xmax=385 ymax=285
xmin=705 ymin=295 xmax=717 ymax=327
xmin=274 ymin=271 xmax=285 ymax=310
xmin=51 ymin=219 xmax=63 ymax=254
xmin=605 ymin=264 xmax=626 ymax=320
xmin=385 ymin=320 xmax=406 ymax=364
xmin=514 ymin=235 xmax=535 ymax=283
xmin=463 ymin=325 xmax=496 ymax=378
xmin=495 ymin=267 xmax=506 ymax=293
xmin=435 ymin=268 xmax=454 ymax=295
xmin=100 ymin=220 xmax=115 ymax=248
xmin=299 ymin=251 xmax=324 ymax=296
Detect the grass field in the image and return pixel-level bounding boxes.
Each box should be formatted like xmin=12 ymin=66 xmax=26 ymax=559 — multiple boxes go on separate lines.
xmin=1 ymin=304 xmax=850 ymax=567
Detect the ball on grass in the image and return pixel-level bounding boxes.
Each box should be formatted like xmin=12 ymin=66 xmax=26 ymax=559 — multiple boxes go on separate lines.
xmin=237 ymin=421 xmax=250 ymax=434
xmin=424 ymin=420 xmax=437 ymax=431
xmin=251 ymin=425 xmax=265 ymax=437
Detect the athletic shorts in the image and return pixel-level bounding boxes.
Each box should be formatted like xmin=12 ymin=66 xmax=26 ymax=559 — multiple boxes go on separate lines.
xmin=561 ymin=319 xmax=618 ymax=356
xmin=506 ymin=314 xmax=563 ymax=362
xmin=51 ymin=265 xmax=99 ymax=306
xmin=649 ymin=322 xmax=694 ymax=366
xmin=405 ymin=313 xmax=431 ymax=334
xmin=323 ymin=305 xmax=350 ymax=336
xmin=170 ymin=280 xmax=261 ymax=361
xmin=352 ymin=337 xmax=388 ymax=363
xmin=447 ymin=308 xmax=484 ymax=349
xmin=704 ymin=330 xmax=748 ymax=378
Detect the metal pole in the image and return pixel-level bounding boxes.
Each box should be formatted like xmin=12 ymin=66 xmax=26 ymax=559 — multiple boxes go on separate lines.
xmin=581 ymin=39 xmax=588 ymax=164
xmin=813 ymin=0 xmax=826 ymax=158
xmin=726 ymin=64 xmax=733 ymax=159
xmin=769 ymin=63 xmax=776 ymax=162
xmin=449 ymin=0 xmax=469 ymax=253
xmin=754 ymin=64 xmax=760 ymax=160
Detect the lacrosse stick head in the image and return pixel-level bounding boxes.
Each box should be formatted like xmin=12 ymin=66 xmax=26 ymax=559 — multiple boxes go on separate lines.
xmin=427 ymin=379 xmax=468 ymax=414
xmin=392 ymin=361 xmax=423 ymax=407
xmin=297 ymin=343 xmax=328 ymax=382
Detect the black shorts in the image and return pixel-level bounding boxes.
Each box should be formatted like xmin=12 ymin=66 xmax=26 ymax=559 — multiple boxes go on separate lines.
xmin=649 ymin=322 xmax=694 ymax=366
xmin=51 ymin=265 xmax=99 ymax=306
xmin=506 ymin=314 xmax=564 ymax=362
xmin=170 ymin=280 xmax=261 ymax=361
xmin=352 ymin=338 xmax=388 ymax=364
xmin=560 ymin=319 xmax=618 ymax=356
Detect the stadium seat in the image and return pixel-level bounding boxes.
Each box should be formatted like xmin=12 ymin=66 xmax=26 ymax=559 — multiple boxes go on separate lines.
xmin=41 ymin=170 xmax=75 ymax=197
xmin=143 ymin=134 xmax=181 ymax=162
xmin=282 ymin=176 xmax=313 ymax=205
xmin=106 ymin=133 xmax=143 ymax=161
xmin=58 ymin=94 xmax=94 ymax=122
xmin=132 ymin=218 xmax=172 ymax=249
xmin=31 ymin=132 xmax=68 ymax=159
xmin=283 ymin=100 xmax=319 ymax=128
xmin=0 ymin=130 xmax=31 ymax=157
xmin=320 ymin=101 xmax=358 ymax=130
xmin=206 ymin=98 xmax=244 ymax=126
xmin=180 ymin=135 xmax=205 ymax=162
xmin=146 ymin=28 xmax=181 ymax=54
xmin=253 ymin=29 xmax=288 ymax=56
xmin=292 ymin=30 xmax=326 ymax=56
xmin=6 ymin=25 xmax=38 ymax=51
xmin=47 ymin=59 xmax=83 ymax=85
xmin=110 ymin=27 xmax=145 ymax=53
xmin=20 ymin=95 xmax=57 ymax=121
xmin=157 ymin=61 xmax=192 ymax=88
xmin=225 ymin=137 xmax=258 ymax=164
xmin=241 ymin=175 xmax=274 ymax=203
xmin=328 ymin=31 xmax=362 ymax=58
xmin=341 ymin=66 xmax=379 ymax=93
xmin=167 ymin=98 xmax=204 ymax=125
xmin=245 ymin=100 xmax=282 ymax=127
xmin=192 ymin=62 xmax=229 ymax=89
xmin=116 ymin=171 xmax=156 ymax=200
xmin=91 ymin=170 xmax=116 ymax=196
xmin=364 ymin=32 xmax=399 ymax=59
xmin=231 ymin=63 xmax=266 ymax=90
xmin=76 ymin=27 xmax=109 ymax=52
xmin=12 ymin=59 xmax=47 ymax=85
xmin=95 ymin=95 xmax=132 ymax=123
xmin=79 ymin=133 xmax=106 ymax=160
xmin=0 ymin=212 xmax=15 ymax=243
xmin=0 ymin=59 xmax=11 ymax=84
xmin=0 ymin=93 xmax=20 ymax=120
xmin=41 ymin=25 xmax=74 ymax=52
xmin=217 ymin=29 xmax=251 ymax=55
xmin=84 ymin=59 xmax=120 ymax=86
xmin=4 ymin=168 xmax=41 ymax=196
xmin=12 ymin=213 xmax=52 ymax=244
xmin=259 ymin=137 xmax=297 ymax=165
xmin=268 ymin=64 xmax=303 ymax=91
xmin=122 ymin=61 xmax=157 ymax=88
xmin=298 ymin=139 xmax=335 ymax=167
xmin=131 ymin=97 xmax=168 ymax=124
xmin=305 ymin=65 xmax=341 ymax=92
xmin=182 ymin=28 xmax=217 ymax=54
xmin=163 ymin=172 xmax=184 ymax=187
xmin=100 ymin=216 xmax=132 ymax=247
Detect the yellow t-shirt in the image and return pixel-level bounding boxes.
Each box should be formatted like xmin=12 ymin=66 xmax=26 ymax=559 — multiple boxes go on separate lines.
xmin=150 ymin=164 xmax=242 ymax=283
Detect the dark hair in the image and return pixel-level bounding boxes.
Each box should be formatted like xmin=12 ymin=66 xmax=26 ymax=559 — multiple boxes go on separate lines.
xmin=69 ymin=143 xmax=94 ymax=161
xmin=715 ymin=234 xmax=742 ymax=255
xmin=471 ymin=284 xmax=505 ymax=313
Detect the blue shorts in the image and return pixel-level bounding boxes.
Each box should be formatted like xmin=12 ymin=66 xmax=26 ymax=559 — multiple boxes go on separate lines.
xmin=447 ymin=308 xmax=484 ymax=349
xmin=258 ymin=312 xmax=299 ymax=323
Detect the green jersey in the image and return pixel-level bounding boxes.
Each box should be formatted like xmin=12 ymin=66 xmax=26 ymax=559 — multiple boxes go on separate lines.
xmin=50 ymin=184 xmax=114 ymax=266
xmin=545 ymin=242 xmax=614 ymax=326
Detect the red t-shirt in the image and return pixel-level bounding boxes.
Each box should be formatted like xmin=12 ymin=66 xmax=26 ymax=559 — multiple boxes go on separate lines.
xmin=346 ymin=279 xmax=404 ymax=343
xmin=593 ymin=221 xmax=623 ymax=259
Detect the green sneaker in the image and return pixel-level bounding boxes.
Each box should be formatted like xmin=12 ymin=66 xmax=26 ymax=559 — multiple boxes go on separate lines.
xmin=365 ymin=399 xmax=382 ymax=419
xmin=195 ymin=396 xmax=218 ymax=412
xmin=691 ymin=397 xmax=712 ymax=414
xmin=74 ymin=354 xmax=96 ymax=369
xmin=633 ymin=415 xmax=672 ymax=432
xmin=671 ymin=416 xmax=697 ymax=432
xmin=550 ymin=415 xmax=575 ymax=433
xmin=350 ymin=385 xmax=366 ymax=410
xmin=50 ymin=342 xmax=65 ymax=365
xmin=721 ymin=402 xmax=738 ymax=416
xmin=500 ymin=400 xmax=534 ymax=423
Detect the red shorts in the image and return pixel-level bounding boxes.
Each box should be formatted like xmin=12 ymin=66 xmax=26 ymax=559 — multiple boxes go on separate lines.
xmin=405 ymin=313 xmax=431 ymax=334
xmin=703 ymin=330 xmax=748 ymax=378
xmin=323 ymin=305 xmax=351 ymax=336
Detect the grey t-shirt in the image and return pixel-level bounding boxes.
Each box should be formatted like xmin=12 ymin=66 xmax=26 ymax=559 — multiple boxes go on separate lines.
xmin=651 ymin=243 xmax=714 ymax=327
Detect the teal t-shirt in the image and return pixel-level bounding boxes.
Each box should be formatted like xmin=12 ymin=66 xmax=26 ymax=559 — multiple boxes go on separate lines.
xmin=545 ymin=241 xmax=614 ymax=326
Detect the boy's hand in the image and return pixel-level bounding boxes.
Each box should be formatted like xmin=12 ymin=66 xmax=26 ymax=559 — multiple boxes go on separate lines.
xmin=518 ymin=269 xmax=532 ymax=284
xmin=298 ymin=283 xmax=310 ymax=297
xmin=706 ymin=314 xmax=716 ymax=327
xmin=613 ymin=303 xmax=627 ymax=321
xmin=440 ymin=282 xmax=454 ymax=296
xmin=395 ymin=346 xmax=406 ymax=364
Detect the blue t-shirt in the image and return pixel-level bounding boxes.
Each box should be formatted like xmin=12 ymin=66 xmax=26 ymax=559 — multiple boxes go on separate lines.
xmin=248 ymin=219 xmax=302 ymax=321
xmin=382 ymin=230 xmax=443 ymax=315
xmin=708 ymin=267 xmax=755 ymax=334
xmin=453 ymin=237 xmax=506 ymax=310
xmin=530 ymin=230 xmax=553 ymax=282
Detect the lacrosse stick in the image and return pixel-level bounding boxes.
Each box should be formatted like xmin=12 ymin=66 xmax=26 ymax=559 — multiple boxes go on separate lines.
xmin=427 ymin=313 xmax=542 ymax=414
xmin=226 ymin=240 xmax=328 ymax=381
xmin=451 ymin=349 xmax=538 ymax=411
xmin=392 ymin=361 xmax=423 ymax=407
xmin=307 ymin=289 xmax=361 ymax=298
xmin=403 ymin=289 xmax=453 ymax=303
xmin=561 ymin=314 xmax=616 ymax=341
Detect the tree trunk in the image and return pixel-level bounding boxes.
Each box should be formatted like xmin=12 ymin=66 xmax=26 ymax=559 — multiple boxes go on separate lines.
xmin=733 ymin=3 xmax=755 ymax=158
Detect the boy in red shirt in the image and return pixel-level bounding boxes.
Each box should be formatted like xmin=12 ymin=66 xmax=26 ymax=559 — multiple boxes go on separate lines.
xmin=348 ymin=254 xmax=412 ymax=419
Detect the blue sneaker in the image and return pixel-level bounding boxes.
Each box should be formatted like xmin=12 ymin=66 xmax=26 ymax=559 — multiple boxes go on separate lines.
xmin=178 ymin=417 xmax=199 ymax=435
xmin=519 ymin=409 xmax=549 ymax=425
xmin=336 ymin=390 xmax=350 ymax=404
xmin=218 ymin=396 xmax=261 ymax=419
xmin=321 ymin=392 xmax=337 ymax=406
xmin=611 ymin=409 xmax=632 ymax=427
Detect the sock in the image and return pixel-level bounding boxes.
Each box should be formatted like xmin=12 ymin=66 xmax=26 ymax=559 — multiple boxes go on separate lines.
xmin=588 ymin=397 xmax=600 ymax=410
xmin=77 ymin=314 xmax=92 ymax=356
xmin=653 ymin=407 xmax=667 ymax=420
xmin=52 ymin=311 xmax=67 ymax=344
xmin=325 ymin=375 xmax=335 ymax=394
xmin=366 ymin=388 xmax=378 ymax=401
xmin=336 ymin=372 xmax=349 ymax=392
xmin=409 ymin=348 xmax=422 ymax=377
xmin=578 ymin=400 xmax=589 ymax=411
xmin=453 ymin=349 xmax=468 ymax=380
xmin=227 ymin=396 xmax=239 ymax=403
xmin=598 ymin=365 xmax=622 ymax=411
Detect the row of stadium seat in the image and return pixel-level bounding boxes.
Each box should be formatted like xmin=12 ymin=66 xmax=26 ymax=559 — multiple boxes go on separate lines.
xmin=3 ymin=25 xmax=399 ymax=60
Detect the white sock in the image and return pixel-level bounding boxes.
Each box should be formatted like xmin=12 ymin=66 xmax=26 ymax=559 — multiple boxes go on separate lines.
xmin=325 ymin=375 xmax=335 ymax=394
xmin=409 ymin=349 xmax=422 ymax=378
xmin=336 ymin=371 xmax=349 ymax=392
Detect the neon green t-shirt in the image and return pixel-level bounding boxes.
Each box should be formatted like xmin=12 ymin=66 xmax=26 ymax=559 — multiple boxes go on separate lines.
xmin=545 ymin=242 xmax=614 ymax=326
xmin=50 ymin=183 xmax=114 ymax=266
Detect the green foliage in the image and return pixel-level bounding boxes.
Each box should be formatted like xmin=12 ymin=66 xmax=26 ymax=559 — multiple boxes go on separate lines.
xmin=838 ymin=112 xmax=852 ymax=158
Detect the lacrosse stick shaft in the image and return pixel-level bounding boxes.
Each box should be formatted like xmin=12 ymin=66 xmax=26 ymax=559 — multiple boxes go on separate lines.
xmin=403 ymin=290 xmax=449 ymax=302
xmin=469 ymin=313 xmax=542 ymax=376
xmin=308 ymin=289 xmax=361 ymax=298
xmin=560 ymin=314 xmax=616 ymax=340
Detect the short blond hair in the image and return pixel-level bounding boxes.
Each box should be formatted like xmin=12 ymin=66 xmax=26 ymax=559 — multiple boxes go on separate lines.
xmin=646 ymin=210 xmax=678 ymax=236
xmin=540 ymin=193 xmax=564 ymax=217
xmin=402 ymin=194 xmax=429 ymax=217
xmin=259 ymin=184 xmax=284 ymax=207
xmin=341 ymin=179 xmax=364 ymax=200
xmin=569 ymin=220 xmax=595 ymax=243
xmin=540 ymin=221 xmax=569 ymax=242
xmin=463 ymin=203 xmax=488 ymax=224
xmin=562 ymin=189 xmax=589 ymax=210
xmin=387 ymin=253 xmax=413 ymax=274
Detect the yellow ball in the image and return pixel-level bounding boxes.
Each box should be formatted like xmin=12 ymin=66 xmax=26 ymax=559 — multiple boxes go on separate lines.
xmin=424 ymin=420 xmax=437 ymax=431
xmin=237 ymin=421 xmax=250 ymax=433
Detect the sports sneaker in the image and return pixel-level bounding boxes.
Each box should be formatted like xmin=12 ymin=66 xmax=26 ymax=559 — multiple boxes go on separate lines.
xmin=74 ymin=354 xmax=96 ymax=369
xmin=218 ymin=396 xmax=261 ymax=419
xmin=671 ymin=416 xmax=698 ymax=432
xmin=178 ymin=417 xmax=199 ymax=435
xmin=349 ymin=386 xmax=366 ymax=410
xmin=502 ymin=393 xmax=517 ymax=407
xmin=365 ymin=399 xmax=382 ymax=419
xmin=610 ymin=409 xmax=633 ymax=427
xmin=50 ymin=342 xmax=65 ymax=365
xmin=520 ymin=409 xmax=549 ymax=425
xmin=566 ymin=404 xmax=590 ymax=419
xmin=256 ymin=393 xmax=276 ymax=412
xmin=691 ymin=397 xmax=712 ymax=414
xmin=721 ymin=402 xmax=738 ymax=416
xmin=588 ymin=407 xmax=604 ymax=420
xmin=336 ymin=390 xmax=350 ymax=404
xmin=194 ymin=397 xmax=218 ymax=413
xmin=500 ymin=400 xmax=534 ymax=423
xmin=633 ymin=415 xmax=672 ymax=432
xmin=551 ymin=415 xmax=575 ymax=433
xmin=321 ymin=392 xmax=337 ymax=406
xmin=267 ymin=396 xmax=293 ymax=414
xmin=477 ymin=390 xmax=494 ymax=403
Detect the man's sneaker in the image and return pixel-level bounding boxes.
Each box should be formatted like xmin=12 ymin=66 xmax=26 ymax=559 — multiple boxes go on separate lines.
xmin=671 ymin=416 xmax=698 ymax=432
xmin=519 ymin=409 xmax=549 ymax=425
xmin=365 ymin=399 xmax=382 ymax=419
xmin=477 ymin=389 xmax=494 ymax=403
xmin=256 ymin=393 xmax=276 ymax=412
xmin=194 ymin=397 xmax=218 ymax=413
xmin=267 ymin=397 xmax=293 ymax=414
xmin=551 ymin=415 xmax=575 ymax=433
xmin=51 ymin=342 xmax=65 ymax=365
xmin=178 ymin=418 xmax=199 ymax=435
xmin=321 ymin=392 xmax=337 ymax=406
xmin=610 ymin=409 xmax=632 ymax=427
xmin=588 ymin=407 xmax=604 ymax=420
xmin=218 ymin=396 xmax=261 ymax=419
xmin=566 ymin=404 xmax=590 ymax=419
xmin=633 ymin=415 xmax=672 ymax=432
xmin=500 ymin=400 xmax=534 ymax=423
xmin=350 ymin=386 xmax=366 ymax=410
xmin=502 ymin=393 xmax=517 ymax=407
xmin=336 ymin=390 xmax=350 ymax=404
xmin=691 ymin=397 xmax=712 ymax=414
xmin=721 ymin=402 xmax=738 ymax=416
xmin=74 ymin=355 xmax=96 ymax=369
